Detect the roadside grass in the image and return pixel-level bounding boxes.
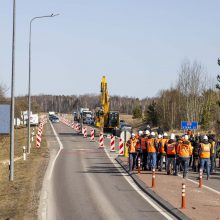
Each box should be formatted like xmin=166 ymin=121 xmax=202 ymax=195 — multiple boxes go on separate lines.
xmin=0 ymin=126 xmax=49 ymax=220
xmin=120 ymin=114 xmax=142 ymax=127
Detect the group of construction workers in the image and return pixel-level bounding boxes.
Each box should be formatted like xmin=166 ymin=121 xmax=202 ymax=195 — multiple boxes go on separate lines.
xmin=126 ymin=129 xmax=220 ymax=179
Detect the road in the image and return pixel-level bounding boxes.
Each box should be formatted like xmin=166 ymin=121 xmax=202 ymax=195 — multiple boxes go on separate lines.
xmin=44 ymin=122 xmax=176 ymax=220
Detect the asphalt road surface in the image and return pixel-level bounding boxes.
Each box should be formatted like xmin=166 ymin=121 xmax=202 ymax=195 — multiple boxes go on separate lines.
xmin=45 ymin=122 xmax=175 ymax=220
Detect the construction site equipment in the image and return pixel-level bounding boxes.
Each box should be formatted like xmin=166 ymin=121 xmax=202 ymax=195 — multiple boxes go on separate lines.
xmin=95 ymin=76 xmax=119 ymax=133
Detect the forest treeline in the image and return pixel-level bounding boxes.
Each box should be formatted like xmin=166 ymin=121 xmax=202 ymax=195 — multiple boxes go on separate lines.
xmin=1 ymin=60 xmax=220 ymax=131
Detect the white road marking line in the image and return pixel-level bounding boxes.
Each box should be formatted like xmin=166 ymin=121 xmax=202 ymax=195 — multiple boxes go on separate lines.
xmin=99 ymin=143 xmax=175 ymax=220
xmin=178 ymin=175 xmax=220 ymax=195
xmin=48 ymin=121 xmax=63 ymax=180
xmin=48 ymin=125 xmax=174 ymax=219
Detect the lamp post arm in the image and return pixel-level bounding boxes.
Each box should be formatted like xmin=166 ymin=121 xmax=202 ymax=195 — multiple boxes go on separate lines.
xmin=27 ymin=13 xmax=59 ymax=154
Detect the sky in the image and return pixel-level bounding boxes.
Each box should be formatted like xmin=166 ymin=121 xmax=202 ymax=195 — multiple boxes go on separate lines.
xmin=0 ymin=0 xmax=220 ymax=99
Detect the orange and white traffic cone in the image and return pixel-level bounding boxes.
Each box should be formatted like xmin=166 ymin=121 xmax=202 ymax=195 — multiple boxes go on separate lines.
xmin=138 ymin=157 xmax=141 ymax=175
xmin=199 ymin=168 xmax=202 ymax=188
xmin=181 ymin=182 xmax=186 ymax=209
xmin=152 ymin=168 xmax=156 ymax=188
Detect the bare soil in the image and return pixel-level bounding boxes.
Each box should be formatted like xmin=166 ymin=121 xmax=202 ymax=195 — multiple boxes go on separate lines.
xmin=0 ymin=126 xmax=49 ymax=220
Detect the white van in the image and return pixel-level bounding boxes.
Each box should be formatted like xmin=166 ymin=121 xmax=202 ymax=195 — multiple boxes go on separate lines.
xmin=30 ymin=114 xmax=39 ymax=126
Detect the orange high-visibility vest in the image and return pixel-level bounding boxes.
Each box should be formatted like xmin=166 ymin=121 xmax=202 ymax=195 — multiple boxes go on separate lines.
xmin=178 ymin=142 xmax=192 ymax=157
xmin=128 ymin=138 xmax=137 ymax=153
xmin=147 ymin=138 xmax=156 ymax=153
xmin=140 ymin=137 xmax=147 ymax=150
xmin=159 ymin=139 xmax=167 ymax=154
xmin=135 ymin=136 xmax=141 ymax=151
xmin=167 ymin=143 xmax=176 ymax=155
xmin=200 ymin=143 xmax=211 ymax=159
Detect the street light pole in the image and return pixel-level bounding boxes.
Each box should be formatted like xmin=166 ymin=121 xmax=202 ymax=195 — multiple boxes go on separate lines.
xmin=9 ymin=0 xmax=16 ymax=181
xmin=27 ymin=14 xmax=59 ymax=154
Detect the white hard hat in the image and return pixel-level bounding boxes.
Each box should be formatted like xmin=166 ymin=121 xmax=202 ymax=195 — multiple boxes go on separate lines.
xmin=184 ymin=135 xmax=189 ymax=140
xmin=170 ymin=133 xmax=175 ymax=140
xmin=145 ymin=130 xmax=150 ymax=135
xmin=163 ymin=132 xmax=168 ymax=137
xmin=138 ymin=130 xmax=143 ymax=135
xmin=131 ymin=133 xmax=135 ymax=136
xmin=151 ymin=132 xmax=155 ymax=136
xmin=203 ymin=135 xmax=208 ymax=140
xmin=158 ymin=134 xmax=162 ymax=139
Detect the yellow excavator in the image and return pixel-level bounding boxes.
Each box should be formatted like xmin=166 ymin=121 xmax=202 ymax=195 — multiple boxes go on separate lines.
xmin=95 ymin=76 xmax=119 ymax=133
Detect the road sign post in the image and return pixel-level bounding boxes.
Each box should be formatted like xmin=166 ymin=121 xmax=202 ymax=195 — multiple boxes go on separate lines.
xmin=120 ymin=130 xmax=131 ymax=157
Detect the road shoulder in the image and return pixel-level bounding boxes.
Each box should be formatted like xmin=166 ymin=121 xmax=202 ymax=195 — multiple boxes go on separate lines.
xmin=116 ymin=157 xmax=190 ymax=220
xmin=38 ymin=122 xmax=60 ymax=220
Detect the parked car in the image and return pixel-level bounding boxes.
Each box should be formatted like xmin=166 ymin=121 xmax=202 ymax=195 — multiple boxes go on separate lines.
xmin=50 ymin=115 xmax=59 ymax=123
xmin=85 ymin=117 xmax=94 ymax=125
xmin=114 ymin=122 xmax=132 ymax=137
xmin=120 ymin=123 xmax=132 ymax=131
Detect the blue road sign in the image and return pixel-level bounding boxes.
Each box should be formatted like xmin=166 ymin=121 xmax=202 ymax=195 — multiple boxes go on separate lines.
xmin=181 ymin=121 xmax=198 ymax=130
xmin=0 ymin=104 xmax=10 ymax=134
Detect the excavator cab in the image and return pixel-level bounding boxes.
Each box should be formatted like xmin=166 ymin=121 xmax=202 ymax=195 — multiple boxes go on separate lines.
xmin=108 ymin=111 xmax=119 ymax=128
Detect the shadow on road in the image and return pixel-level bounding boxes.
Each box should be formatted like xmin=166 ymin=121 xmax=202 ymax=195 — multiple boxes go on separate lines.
xmin=58 ymin=132 xmax=79 ymax=136
xmin=77 ymin=165 xmax=122 ymax=174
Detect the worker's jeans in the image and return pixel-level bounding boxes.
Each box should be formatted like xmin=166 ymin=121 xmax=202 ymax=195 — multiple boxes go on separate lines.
xmin=200 ymin=158 xmax=210 ymax=178
xmin=166 ymin=157 xmax=176 ymax=174
xmin=148 ymin=152 xmax=157 ymax=170
xmin=175 ymin=157 xmax=189 ymax=178
xmin=210 ymin=156 xmax=216 ymax=173
xmin=142 ymin=152 xmax=148 ymax=170
xmin=157 ymin=153 xmax=166 ymax=171
xmin=129 ymin=153 xmax=137 ymax=172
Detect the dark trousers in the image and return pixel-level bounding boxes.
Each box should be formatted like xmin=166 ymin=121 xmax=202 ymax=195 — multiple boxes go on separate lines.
xmin=129 ymin=153 xmax=137 ymax=172
xmin=142 ymin=152 xmax=148 ymax=170
xmin=210 ymin=156 xmax=216 ymax=172
xmin=192 ymin=157 xmax=200 ymax=172
xmin=176 ymin=157 xmax=190 ymax=178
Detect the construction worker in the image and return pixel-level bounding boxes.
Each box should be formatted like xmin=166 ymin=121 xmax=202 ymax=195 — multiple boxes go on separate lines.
xmin=157 ymin=133 xmax=168 ymax=171
xmin=209 ymin=135 xmax=216 ymax=174
xmin=146 ymin=132 xmax=158 ymax=171
xmin=199 ymin=135 xmax=211 ymax=180
xmin=191 ymin=135 xmax=200 ymax=172
xmin=156 ymin=134 xmax=163 ymax=170
xmin=127 ymin=133 xmax=137 ymax=174
xmin=138 ymin=131 xmax=147 ymax=170
xmin=217 ymin=140 xmax=220 ymax=168
xmin=157 ymin=126 xmax=164 ymax=135
xmin=135 ymin=130 xmax=143 ymax=169
xmin=144 ymin=130 xmax=150 ymax=170
xmin=165 ymin=133 xmax=177 ymax=175
xmin=175 ymin=135 xmax=192 ymax=178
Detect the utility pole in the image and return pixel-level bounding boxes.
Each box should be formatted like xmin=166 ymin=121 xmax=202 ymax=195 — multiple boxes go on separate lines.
xmin=9 ymin=0 xmax=16 ymax=181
